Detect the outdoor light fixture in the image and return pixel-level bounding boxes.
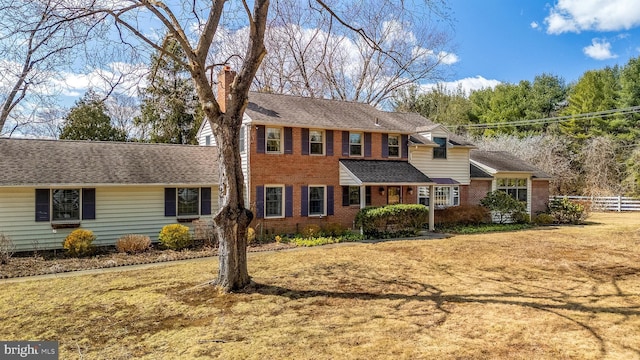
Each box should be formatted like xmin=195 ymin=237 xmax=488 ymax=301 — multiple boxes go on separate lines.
xmin=379 ymin=186 xmax=385 ymax=195
xmin=407 ymin=187 xmax=414 ymax=195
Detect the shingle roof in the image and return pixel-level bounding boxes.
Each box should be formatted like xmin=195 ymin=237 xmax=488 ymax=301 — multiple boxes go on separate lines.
xmin=0 ymin=138 xmax=219 ymax=186
xmin=470 ymin=150 xmax=551 ymax=179
xmin=340 ymin=159 xmax=433 ymax=184
xmin=470 ymin=163 xmax=493 ymax=179
xmin=245 ymin=92 xmax=437 ymax=133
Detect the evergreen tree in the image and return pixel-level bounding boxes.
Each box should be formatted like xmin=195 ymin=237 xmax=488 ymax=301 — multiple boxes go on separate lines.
xmin=59 ymin=91 xmax=127 ymax=141
xmin=135 ymin=34 xmax=203 ymax=144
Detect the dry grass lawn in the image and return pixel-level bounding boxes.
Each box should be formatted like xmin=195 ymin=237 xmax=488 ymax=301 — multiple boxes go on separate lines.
xmin=1 ymin=212 xmax=639 ymax=359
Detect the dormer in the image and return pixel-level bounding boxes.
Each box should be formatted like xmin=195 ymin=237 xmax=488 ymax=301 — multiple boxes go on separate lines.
xmin=415 ymin=124 xmax=451 ymax=160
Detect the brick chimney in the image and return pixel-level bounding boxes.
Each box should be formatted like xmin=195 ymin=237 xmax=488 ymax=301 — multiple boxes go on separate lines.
xmin=217 ymin=66 xmax=236 ymax=113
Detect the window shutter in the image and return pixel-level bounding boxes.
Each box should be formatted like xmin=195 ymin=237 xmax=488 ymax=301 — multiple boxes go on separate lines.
xmin=342 ymin=186 xmax=349 ymax=206
xmin=35 ymin=189 xmax=50 ymax=222
xmin=364 ymin=132 xmax=372 ymax=157
xmin=201 ymin=187 xmax=212 ymax=215
xmin=327 ymin=186 xmax=334 ymax=216
xmin=285 ymin=185 xmax=293 ymax=217
xmin=401 ymin=134 xmax=409 ymax=159
xmin=382 ymin=133 xmax=389 ymax=158
xmin=256 ymin=125 xmax=265 ymax=153
xmin=164 ymin=188 xmax=176 ymax=217
xmin=365 ymin=186 xmax=372 ymax=206
xmin=326 ymin=130 xmax=333 ymax=156
xmin=301 ymin=186 xmax=308 ymax=217
xmin=342 ymin=131 xmax=349 ymax=156
xmin=82 ymin=188 xmax=96 ymax=220
xmin=284 ymin=127 xmax=293 ymax=154
xmin=301 ymin=128 xmax=309 ymax=155
xmin=255 ymin=186 xmax=264 ymax=219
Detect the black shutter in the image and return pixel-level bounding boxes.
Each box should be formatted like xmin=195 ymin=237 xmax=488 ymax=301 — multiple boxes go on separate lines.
xmin=364 ymin=132 xmax=372 ymax=157
xmin=256 ymin=125 xmax=265 ymax=153
xmin=327 ymin=186 xmax=334 ymax=216
xmin=342 ymin=186 xmax=350 ymax=206
xmin=301 ymin=128 xmax=309 ymax=155
xmin=401 ymin=134 xmax=409 ymax=159
xmin=284 ymin=127 xmax=293 ymax=154
xmin=326 ymin=130 xmax=333 ymax=156
xmin=35 ymin=189 xmax=50 ymax=222
xmin=365 ymin=186 xmax=372 ymax=206
xmin=82 ymin=188 xmax=96 ymax=220
xmin=342 ymin=131 xmax=349 ymax=156
xmin=382 ymin=133 xmax=389 ymax=158
xmin=255 ymin=186 xmax=264 ymax=219
xmin=201 ymin=187 xmax=212 ymax=215
xmin=301 ymin=186 xmax=308 ymax=217
xmin=285 ymin=185 xmax=293 ymax=217
xmin=164 ymin=188 xmax=176 ymax=217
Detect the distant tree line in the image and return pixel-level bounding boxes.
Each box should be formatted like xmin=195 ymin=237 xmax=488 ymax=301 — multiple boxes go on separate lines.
xmin=393 ymin=57 xmax=640 ymax=197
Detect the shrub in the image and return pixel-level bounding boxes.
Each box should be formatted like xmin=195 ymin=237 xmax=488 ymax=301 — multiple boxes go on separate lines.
xmin=116 ymin=234 xmax=151 ymax=254
xmin=62 ymin=229 xmax=96 ymax=257
xmin=322 ymin=222 xmax=349 ymax=237
xmin=158 ymin=224 xmax=192 ymax=250
xmin=0 ymin=233 xmax=15 ymax=264
xmin=355 ymin=204 xmax=429 ymax=238
xmin=435 ymin=205 xmax=491 ymax=227
xmin=533 ymin=213 xmax=555 ymax=225
xmin=246 ymin=227 xmax=256 ymax=245
xmin=547 ymin=197 xmax=588 ymax=224
xmin=480 ymin=191 xmax=528 ymax=224
xmin=193 ymin=219 xmax=217 ymax=247
xmin=301 ymin=224 xmax=322 ymax=239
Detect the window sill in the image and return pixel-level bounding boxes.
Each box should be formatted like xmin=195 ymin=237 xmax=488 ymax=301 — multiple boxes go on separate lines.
xmin=51 ymin=221 xmax=81 ymax=229
xmin=177 ymin=216 xmax=200 ymax=223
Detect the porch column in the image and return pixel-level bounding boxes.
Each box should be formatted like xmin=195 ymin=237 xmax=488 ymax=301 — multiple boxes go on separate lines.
xmin=359 ymin=185 xmax=366 ymax=235
xmin=428 ymin=184 xmax=435 ymax=231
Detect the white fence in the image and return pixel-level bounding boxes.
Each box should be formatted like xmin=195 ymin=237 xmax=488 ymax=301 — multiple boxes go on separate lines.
xmin=550 ymin=196 xmax=640 ymax=212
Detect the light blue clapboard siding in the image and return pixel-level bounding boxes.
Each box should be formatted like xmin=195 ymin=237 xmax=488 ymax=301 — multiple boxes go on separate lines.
xmin=0 ymin=186 xmax=219 ymax=252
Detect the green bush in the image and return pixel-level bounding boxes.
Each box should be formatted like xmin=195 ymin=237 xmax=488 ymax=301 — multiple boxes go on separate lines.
xmin=533 ymin=213 xmax=555 ymax=225
xmin=116 ymin=234 xmax=151 ymax=254
xmin=480 ymin=190 xmax=528 ymax=224
xmin=547 ymin=198 xmax=587 ymax=224
xmin=158 ymin=224 xmax=192 ymax=250
xmin=63 ymin=229 xmax=96 ymax=257
xmin=355 ymin=204 xmax=429 ymax=238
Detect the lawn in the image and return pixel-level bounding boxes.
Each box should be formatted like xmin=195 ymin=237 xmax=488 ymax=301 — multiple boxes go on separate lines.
xmin=1 ymin=212 xmax=639 ymax=359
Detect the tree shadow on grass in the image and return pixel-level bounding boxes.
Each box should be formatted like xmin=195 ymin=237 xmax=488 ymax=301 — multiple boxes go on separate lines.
xmin=242 ymin=280 xmax=640 ymax=357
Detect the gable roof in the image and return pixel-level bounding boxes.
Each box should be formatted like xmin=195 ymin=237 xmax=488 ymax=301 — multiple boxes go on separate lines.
xmin=0 ymin=138 xmax=219 ymax=187
xmin=470 ymin=150 xmax=551 ymax=179
xmin=245 ymin=92 xmax=435 ymax=133
xmin=339 ymin=159 xmax=434 ymax=185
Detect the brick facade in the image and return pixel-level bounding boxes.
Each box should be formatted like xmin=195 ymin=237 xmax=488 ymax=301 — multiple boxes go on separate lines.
xmin=468 ymin=179 xmax=492 ymax=205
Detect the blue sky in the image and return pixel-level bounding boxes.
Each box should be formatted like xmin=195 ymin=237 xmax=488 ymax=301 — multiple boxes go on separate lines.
xmin=439 ymin=0 xmax=640 ymax=90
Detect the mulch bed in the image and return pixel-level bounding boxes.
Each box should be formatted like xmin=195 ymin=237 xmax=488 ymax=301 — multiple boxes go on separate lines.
xmin=0 ymin=242 xmax=296 ymax=279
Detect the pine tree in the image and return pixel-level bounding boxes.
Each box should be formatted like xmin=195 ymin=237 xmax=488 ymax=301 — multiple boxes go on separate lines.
xmin=59 ymin=90 xmax=127 ymax=141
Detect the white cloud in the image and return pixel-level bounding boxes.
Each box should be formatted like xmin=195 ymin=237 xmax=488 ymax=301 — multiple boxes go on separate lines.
xmin=530 ymin=21 xmax=539 ymax=29
xmin=422 ymin=76 xmax=501 ymax=96
xmin=583 ymin=38 xmax=618 ymax=60
xmin=545 ymin=0 xmax=640 ymax=34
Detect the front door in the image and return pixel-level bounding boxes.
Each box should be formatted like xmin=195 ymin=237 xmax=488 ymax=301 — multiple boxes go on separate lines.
xmin=387 ymin=186 xmax=401 ymax=204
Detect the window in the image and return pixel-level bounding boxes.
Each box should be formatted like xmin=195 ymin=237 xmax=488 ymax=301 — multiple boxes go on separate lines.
xmin=419 ymin=186 xmax=459 ymax=208
xmin=266 ymin=127 xmax=282 ymax=153
xmin=349 ymin=132 xmax=362 ymax=156
xmin=433 ymin=137 xmax=447 ymax=159
xmin=265 ymin=186 xmax=284 ymax=218
xmin=205 ymin=135 xmax=211 ymax=146
xmin=239 ymin=125 xmax=245 ymax=153
xmin=387 ymin=186 xmax=401 ymax=205
xmin=52 ymin=189 xmax=80 ymax=221
xmin=177 ymin=188 xmax=199 ymax=216
xmin=388 ymin=135 xmax=400 ymax=158
xmin=348 ymin=186 xmax=360 ymax=205
xmin=309 ymin=186 xmax=326 ymax=216
xmin=309 ymin=130 xmax=324 ymax=155
xmin=497 ymin=178 xmax=528 ymax=203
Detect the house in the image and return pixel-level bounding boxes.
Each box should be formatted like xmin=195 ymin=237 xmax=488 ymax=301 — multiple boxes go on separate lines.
xmin=197 ymin=68 xmax=551 ymax=237
xmin=0 ymin=68 xmax=550 ymax=251
xmin=0 ymin=139 xmax=219 ymax=251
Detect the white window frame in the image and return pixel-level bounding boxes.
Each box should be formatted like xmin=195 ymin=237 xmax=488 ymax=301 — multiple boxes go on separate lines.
xmin=177 ymin=187 xmax=200 ymax=217
xmin=497 ymin=178 xmax=528 ymax=203
xmin=422 ymin=186 xmax=459 ymax=208
xmin=308 ymin=185 xmax=327 ymax=216
xmin=417 ymin=186 xmax=429 ymax=206
xmin=205 ymin=135 xmax=211 ymax=146
xmin=349 ymin=132 xmax=363 ymax=157
xmin=348 ymin=186 xmax=360 ymax=206
xmin=388 ymin=134 xmax=400 ymax=158
xmin=52 ymin=188 xmax=81 ymax=222
xmin=309 ymin=129 xmax=325 ymax=155
xmin=266 ymin=127 xmax=282 ymax=154
xmin=433 ymin=137 xmax=447 ymax=159
xmin=239 ymin=125 xmax=246 ymax=153
xmin=264 ymin=185 xmax=285 ymax=218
